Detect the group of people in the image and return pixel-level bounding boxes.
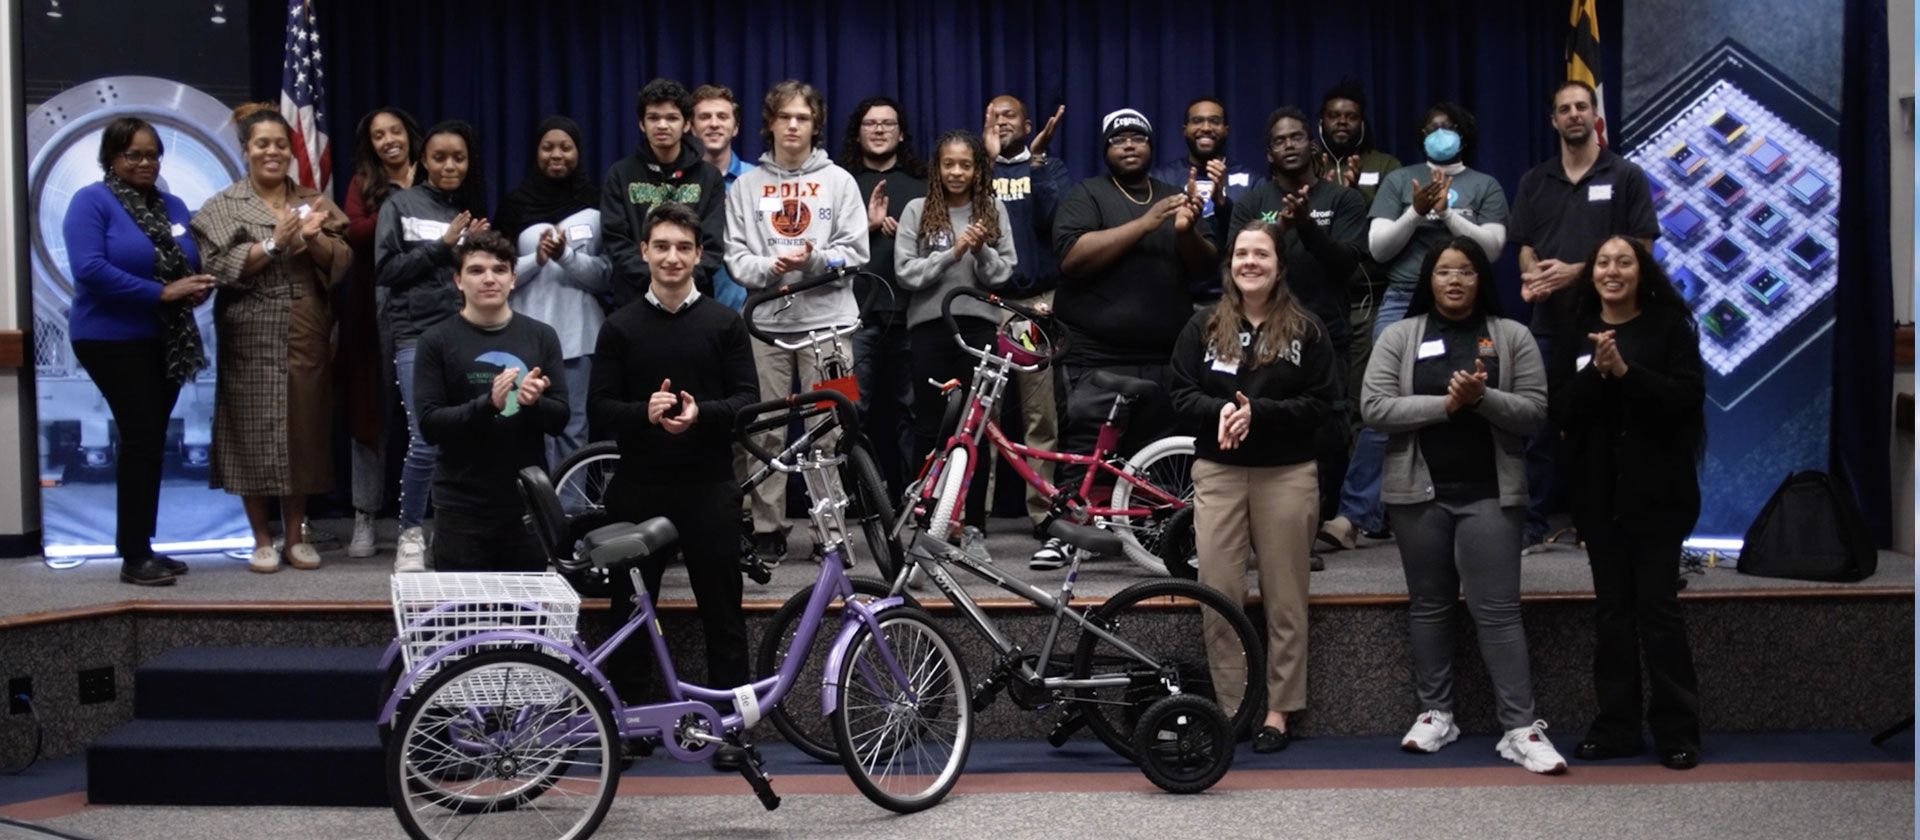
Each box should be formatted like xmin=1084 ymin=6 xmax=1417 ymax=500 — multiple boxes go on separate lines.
xmin=65 ymin=76 xmax=1702 ymax=774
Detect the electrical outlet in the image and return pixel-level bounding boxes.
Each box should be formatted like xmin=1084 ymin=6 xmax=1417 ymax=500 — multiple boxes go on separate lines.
xmin=77 ymin=667 xmax=114 ymax=705
xmin=7 ymin=677 xmax=29 ymax=714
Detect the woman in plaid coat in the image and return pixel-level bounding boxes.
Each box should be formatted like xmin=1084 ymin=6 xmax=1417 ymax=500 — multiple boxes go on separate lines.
xmin=191 ymin=104 xmax=350 ymax=573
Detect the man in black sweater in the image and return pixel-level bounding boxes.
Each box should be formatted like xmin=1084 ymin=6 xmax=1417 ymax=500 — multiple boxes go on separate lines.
xmin=601 ymin=78 xmax=728 ymax=306
xmin=589 ymin=202 xmax=759 ymax=770
xmin=413 ymin=230 xmax=569 ymax=572
xmin=1050 ymin=108 xmax=1213 ymax=507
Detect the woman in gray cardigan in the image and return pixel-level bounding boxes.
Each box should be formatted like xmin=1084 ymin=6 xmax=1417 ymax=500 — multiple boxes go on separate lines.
xmin=1359 ymin=236 xmax=1565 ymax=774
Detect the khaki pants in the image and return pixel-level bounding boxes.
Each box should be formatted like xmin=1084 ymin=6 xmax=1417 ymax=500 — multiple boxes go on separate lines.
xmin=741 ymin=333 xmax=852 ymax=535
xmin=1193 ymin=458 xmax=1318 ymax=714
xmin=991 ymin=290 xmax=1058 ymax=526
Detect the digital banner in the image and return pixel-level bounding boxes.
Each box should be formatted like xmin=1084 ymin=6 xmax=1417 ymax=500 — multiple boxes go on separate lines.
xmin=1621 ymin=6 xmax=1845 ymax=543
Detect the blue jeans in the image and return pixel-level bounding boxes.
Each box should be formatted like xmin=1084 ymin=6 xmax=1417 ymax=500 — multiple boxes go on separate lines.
xmin=394 ymin=345 xmax=438 ymax=530
xmin=851 ymin=314 xmax=914 ymax=495
xmin=1337 ymin=285 xmax=1414 ymax=532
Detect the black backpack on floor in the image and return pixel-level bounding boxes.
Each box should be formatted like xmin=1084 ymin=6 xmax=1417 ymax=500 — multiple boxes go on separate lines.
xmin=1737 ymin=470 xmax=1877 ymax=582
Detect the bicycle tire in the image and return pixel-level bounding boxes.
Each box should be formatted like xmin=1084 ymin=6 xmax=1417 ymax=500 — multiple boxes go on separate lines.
xmin=843 ymin=442 xmax=904 ymax=583
xmin=755 ymin=576 xmax=901 ymax=762
xmin=550 ymin=441 xmax=620 ymax=519
xmin=925 ymin=448 xmax=968 ymax=548
xmin=387 ymin=649 xmax=618 ymax=840
xmin=1070 ymin=577 xmax=1263 ymax=764
xmin=1132 ymin=693 xmax=1233 ymax=794
xmin=1109 ymin=435 xmax=1198 ymax=577
xmin=831 ymin=607 xmax=972 ymax=813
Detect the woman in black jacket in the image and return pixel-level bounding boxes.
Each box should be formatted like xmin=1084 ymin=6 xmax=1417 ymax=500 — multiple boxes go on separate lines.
xmin=1550 ymin=235 xmax=1704 ymax=771
xmin=1170 ymin=219 xmax=1340 ymax=753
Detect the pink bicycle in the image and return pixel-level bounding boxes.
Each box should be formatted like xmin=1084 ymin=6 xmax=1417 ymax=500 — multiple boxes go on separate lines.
xmin=903 ymin=287 xmax=1200 ymax=578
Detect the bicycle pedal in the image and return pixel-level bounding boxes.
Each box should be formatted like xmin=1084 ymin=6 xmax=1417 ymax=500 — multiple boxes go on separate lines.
xmin=732 ymin=745 xmax=780 ymax=811
xmin=1047 ymin=711 xmax=1088 ymax=747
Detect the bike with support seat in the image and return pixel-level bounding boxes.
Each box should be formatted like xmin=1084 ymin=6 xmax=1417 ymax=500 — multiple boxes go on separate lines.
xmin=755 ymin=287 xmax=1257 ymax=795
xmin=377 ymin=389 xmax=970 ymax=840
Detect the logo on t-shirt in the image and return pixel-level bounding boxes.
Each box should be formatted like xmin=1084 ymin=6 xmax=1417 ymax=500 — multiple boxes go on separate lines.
xmin=472 ymin=350 xmax=531 ymax=386
xmin=770 ymin=199 xmax=811 ymax=237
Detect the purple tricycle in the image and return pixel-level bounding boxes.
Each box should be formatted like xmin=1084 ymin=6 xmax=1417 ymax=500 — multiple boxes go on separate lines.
xmin=377 ymin=389 xmax=972 ymax=840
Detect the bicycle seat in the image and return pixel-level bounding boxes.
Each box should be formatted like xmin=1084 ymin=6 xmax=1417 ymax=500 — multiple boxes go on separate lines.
xmin=1046 ymin=520 xmax=1123 ymax=556
xmin=582 ymin=518 xmax=680 ymax=572
xmin=1086 ymin=370 xmax=1158 ymax=401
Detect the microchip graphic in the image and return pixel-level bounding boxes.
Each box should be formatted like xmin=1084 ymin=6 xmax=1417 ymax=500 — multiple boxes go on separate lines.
xmin=1742 ymin=267 xmax=1790 ymax=308
xmin=1652 ymin=239 xmax=1671 ymax=263
xmin=1787 ymin=233 xmax=1833 ymax=271
xmin=1665 ymin=142 xmax=1707 ymax=178
xmin=1703 ymin=235 xmax=1747 ymax=273
xmin=1783 ymin=166 xmax=1831 ymax=205
xmin=1742 ymin=137 xmax=1789 ymax=175
xmin=1647 ymin=173 xmax=1669 ymax=204
xmin=1706 ymin=109 xmax=1748 ymax=145
xmin=1701 ymin=299 xmax=1750 ymax=341
xmin=1743 ymin=202 xmax=1787 ymax=240
xmin=1704 ymin=171 xmax=1746 ymax=208
xmin=1660 ymin=203 xmax=1708 ymax=241
xmin=1671 ymin=265 xmax=1706 ymax=304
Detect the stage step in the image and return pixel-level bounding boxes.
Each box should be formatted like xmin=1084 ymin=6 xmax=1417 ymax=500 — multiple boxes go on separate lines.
xmin=133 ymin=646 xmax=386 ymax=720
xmin=87 ymin=719 xmax=385 ymax=807
xmin=89 ymin=646 xmax=390 ymax=807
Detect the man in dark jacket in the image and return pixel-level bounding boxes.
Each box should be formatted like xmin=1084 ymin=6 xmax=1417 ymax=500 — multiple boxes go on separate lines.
xmin=601 ymin=77 xmax=727 ymax=306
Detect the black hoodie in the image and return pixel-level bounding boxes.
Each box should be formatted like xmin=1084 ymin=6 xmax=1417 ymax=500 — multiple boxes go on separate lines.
xmin=599 ymin=140 xmax=726 ymax=306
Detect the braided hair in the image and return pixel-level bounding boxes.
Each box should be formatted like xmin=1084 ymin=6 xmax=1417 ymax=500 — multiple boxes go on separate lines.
xmin=917 ymin=130 xmax=999 ymax=248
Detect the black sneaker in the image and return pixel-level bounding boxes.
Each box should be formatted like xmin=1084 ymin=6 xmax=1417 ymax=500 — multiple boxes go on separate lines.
xmin=119 ymin=557 xmax=177 ymax=586
xmin=1309 ymin=554 xmax=1325 ymax=572
xmin=1361 ymin=524 xmax=1394 ymax=541
xmin=752 ymin=532 xmax=788 ymax=568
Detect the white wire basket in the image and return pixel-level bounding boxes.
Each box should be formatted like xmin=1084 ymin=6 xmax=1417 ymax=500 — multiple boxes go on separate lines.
xmin=390 ymin=572 xmax=583 ymax=685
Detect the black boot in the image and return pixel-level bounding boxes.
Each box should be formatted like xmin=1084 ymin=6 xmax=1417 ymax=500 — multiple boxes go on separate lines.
xmin=120 ymin=557 xmax=178 ymax=586
xmin=153 ymin=554 xmax=189 ymax=575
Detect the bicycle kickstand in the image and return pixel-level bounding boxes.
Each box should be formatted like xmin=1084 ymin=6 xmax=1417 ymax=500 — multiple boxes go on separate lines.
xmin=726 ymin=733 xmax=781 ymax=810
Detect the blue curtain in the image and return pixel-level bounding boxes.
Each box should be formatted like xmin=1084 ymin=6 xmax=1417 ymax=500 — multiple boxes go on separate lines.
xmin=1833 ymin=0 xmax=1894 ymax=546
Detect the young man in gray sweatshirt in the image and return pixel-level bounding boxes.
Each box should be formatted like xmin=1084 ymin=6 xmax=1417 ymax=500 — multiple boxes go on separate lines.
xmin=723 ymin=79 xmax=870 ymax=563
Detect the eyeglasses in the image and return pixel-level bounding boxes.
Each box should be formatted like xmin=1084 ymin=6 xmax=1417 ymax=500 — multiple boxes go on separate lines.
xmin=1185 ymin=115 xmax=1225 ymax=127
xmin=1106 ymin=134 xmax=1149 ymax=147
xmin=860 ymin=119 xmax=899 ymax=129
xmin=119 ymin=151 xmax=161 ymax=164
xmin=1434 ymin=268 xmax=1478 ymax=279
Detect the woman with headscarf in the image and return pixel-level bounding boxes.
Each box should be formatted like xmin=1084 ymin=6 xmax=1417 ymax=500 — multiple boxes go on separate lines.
xmin=495 ymin=116 xmax=611 ymax=466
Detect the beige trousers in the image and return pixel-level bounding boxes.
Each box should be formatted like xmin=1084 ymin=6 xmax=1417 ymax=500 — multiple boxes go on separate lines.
xmin=1193 ymin=458 xmax=1319 ymax=714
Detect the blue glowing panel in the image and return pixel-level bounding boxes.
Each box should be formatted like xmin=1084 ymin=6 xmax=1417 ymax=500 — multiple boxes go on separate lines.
xmin=1703 ymin=236 xmax=1747 ymax=273
xmin=1787 ymin=233 xmax=1832 ymax=271
xmin=1784 ymin=166 xmax=1831 ymax=205
xmin=1652 ymin=240 xmax=1671 ymax=263
xmin=1671 ymin=265 xmax=1706 ymax=304
xmin=1706 ymin=109 xmax=1749 ymax=146
xmin=1742 ymin=267 xmax=1790 ymax=308
xmin=1647 ymin=173 xmax=1670 ymax=204
xmin=1665 ymin=142 xmax=1708 ymax=179
xmin=1701 ymin=299 xmax=1750 ymax=341
xmin=1743 ymin=202 xmax=1788 ymax=240
xmin=1661 ymin=203 xmax=1708 ymax=241
xmin=1705 ymin=171 xmax=1747 ymax=208
xmin=1742 ymin=137 xmax=1789 ymax=175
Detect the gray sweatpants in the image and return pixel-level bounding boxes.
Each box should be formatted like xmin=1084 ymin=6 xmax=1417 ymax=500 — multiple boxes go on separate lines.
xmin=1387 ymin=498 xmax=1537 ymax=730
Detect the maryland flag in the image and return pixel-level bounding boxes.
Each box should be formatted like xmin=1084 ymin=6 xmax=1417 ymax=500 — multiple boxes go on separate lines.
xmin=1568 ymin=0 xmax=1608 ymax=146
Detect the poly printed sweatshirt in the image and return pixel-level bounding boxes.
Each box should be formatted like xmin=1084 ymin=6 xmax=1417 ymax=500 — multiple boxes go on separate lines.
xmin=723 ymin=148 xmax=870 ymax=333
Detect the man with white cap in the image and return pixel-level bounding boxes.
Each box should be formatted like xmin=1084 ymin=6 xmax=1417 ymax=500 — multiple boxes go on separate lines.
xmin=1038 ymin=108 xmax=1213 ymax=565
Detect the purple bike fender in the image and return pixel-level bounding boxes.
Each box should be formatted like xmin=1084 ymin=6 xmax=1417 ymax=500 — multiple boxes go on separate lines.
xmin=378 ymin=631 xmax=616 ymax=726
xmin=818 ymin=596 xmax=909 ymax=716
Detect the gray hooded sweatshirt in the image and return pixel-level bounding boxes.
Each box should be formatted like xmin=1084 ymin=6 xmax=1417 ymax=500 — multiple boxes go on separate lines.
xmin=723 ymin=147 xmax=870 ymax=333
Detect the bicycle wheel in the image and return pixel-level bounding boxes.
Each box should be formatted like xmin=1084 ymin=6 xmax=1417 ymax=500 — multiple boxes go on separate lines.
xmin=1132 ymin=693 xmax=1233 ymax=794
xmin=551 ymin=442 xmax=619 ymax=519
xmin=1109 ymin=435 xmax=1198 ymax=577
xmin=1071 ymin=578 xmax=1262 ymax=764
xmin=831 ymin=607 xmax=972 ymax=814
xmin=388 ymin=650 xmax=618 ymax=840
xmin=756 ymin=576 xmax=898 ymax=762
xmin=924 ymin=448 xmax=968 ymax=546
xmin=843 ymin=442 xmax=904 ymax=583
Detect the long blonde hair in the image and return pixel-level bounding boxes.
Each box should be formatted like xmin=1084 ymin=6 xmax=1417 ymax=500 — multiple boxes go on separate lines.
xmin=1203 ymin=220 xmax=1319 ymax=368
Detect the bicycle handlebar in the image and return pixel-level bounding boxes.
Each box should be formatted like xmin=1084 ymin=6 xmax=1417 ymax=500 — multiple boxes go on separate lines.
xmin=940 ymin=286 xmax=1053 ymax=373
xmin=741 ymin=261 xmax=866 ymax=347
xmin=733 ymin=388 xmax=860 ymax=467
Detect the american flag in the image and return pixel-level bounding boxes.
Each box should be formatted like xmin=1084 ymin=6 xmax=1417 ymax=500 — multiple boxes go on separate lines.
xmin=280 ymin=0 xmax=331 ymax=191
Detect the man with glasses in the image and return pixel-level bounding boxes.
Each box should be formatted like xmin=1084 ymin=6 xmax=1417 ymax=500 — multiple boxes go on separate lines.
xmin=1150 ymin=96 xmax=1255 ymax=270
xmin=837 ymin=97 xmax=925 ymax=497
xmin=602 ymin=77 xmax=726 ymax=307
xmin=1047 ymin=109 xmax=1213 ymax=549
xmin=1227 ymin=106 xmax=1369 ymax=569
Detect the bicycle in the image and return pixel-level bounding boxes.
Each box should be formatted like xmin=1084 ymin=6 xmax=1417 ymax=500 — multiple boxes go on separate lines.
xmin=377 ymin=389 xmax=971 ymax=840
xmin=758 ymin=289 xmax=1258 ymax=794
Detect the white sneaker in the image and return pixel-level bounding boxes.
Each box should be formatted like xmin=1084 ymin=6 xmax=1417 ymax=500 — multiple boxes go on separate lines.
xmin=1497 ymin=720 xmax=1569 ymax=774
xmin=1401 ymin=709 xmax=1459 ymax=753
xmin=348 ymin=511 xmax=377 ymax=558
xmin=248 ymin=546 xmax=282 ymax=574
xmin=394 ymin=526 xmax=428 ymax=573
xmin=286 ymin=543 xmax=322 ymax=570
xmin=959 ymin=526 xmax=991 ymax=564
xmin=1029 ymin=537 xmax=1069 ymax=570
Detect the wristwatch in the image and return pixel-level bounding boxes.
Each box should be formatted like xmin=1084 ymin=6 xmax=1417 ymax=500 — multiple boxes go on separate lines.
xmin=1031 ymin=153 xmax=1048 ymax=168
xmin=261 ymin=237 xmax=280 ymax=257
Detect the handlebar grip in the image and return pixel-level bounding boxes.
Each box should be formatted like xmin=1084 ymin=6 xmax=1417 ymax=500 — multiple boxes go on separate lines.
xmin=731 ymin=389 xmax=862 ymax=465
xmin=741 ymin=262 xmax=851 ymax=345
xmin=940 ymin=286 xmax=1047 ymax=340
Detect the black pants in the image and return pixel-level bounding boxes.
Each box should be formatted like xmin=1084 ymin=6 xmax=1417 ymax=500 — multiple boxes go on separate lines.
xmin=1315 ymin=341 xmax=1353 ymax=523
xmin=1051 ymin=360 xmax=1176 ymax=498
xmin=430 ymin=506 xmax=545 ymax=572
xmin=910 ymin=318 xmax=997 ymax=530
xmin=1585 ymin=527 xmax=1702 ymax=751
xmin=72 ymin=338 xmax=182 ymax=561
xmin=604 ymin=479 xmax=747 ymax=704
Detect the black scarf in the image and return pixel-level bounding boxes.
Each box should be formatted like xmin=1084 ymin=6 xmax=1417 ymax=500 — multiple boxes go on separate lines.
xmin=104 ymin=173 xmax=206 ymax=384
xmin=493 ymin=116 xmax=598 ymax=242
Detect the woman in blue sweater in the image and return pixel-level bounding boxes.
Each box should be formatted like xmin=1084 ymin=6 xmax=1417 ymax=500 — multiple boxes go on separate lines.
xmin=62 ymin=117 xmax=215 ymax=585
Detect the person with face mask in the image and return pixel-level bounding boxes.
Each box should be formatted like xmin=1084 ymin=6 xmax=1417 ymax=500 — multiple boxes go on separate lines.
xmin=497 ymin=116 xmax=612 ymax=469
xmin=1149 ymin=96 xmax=1257 ymax=262
xmin=1323 ymin=102 xmax=1508 ymax=550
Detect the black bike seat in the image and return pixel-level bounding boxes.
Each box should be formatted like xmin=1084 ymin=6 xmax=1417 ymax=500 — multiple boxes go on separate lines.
xmin=584 ymin=517 xmax=679 ymax=571
xmin=1086 ymin=370 xmax=1158 ymax=401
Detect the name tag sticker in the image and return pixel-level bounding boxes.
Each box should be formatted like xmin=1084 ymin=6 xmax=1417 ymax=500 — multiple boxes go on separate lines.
xmin=169 ymin=223 xmax=186 ymax=237
xmin=758 ymin=196 xmax=784 ymax=213
xmin=1577 ymin=353 xmax=1593 ymax=371
xmin=1588 ymin=184 xmax=1614 ymax=202
xmin=567 ymin=223 xmax=594 ymax=242
xmin=403 ymin=217 xmax=449 ymax=242
xmin=1417 ymin=339 xmax=1445 ymax=360
xmin=1358 ymin=171 xmax=1381 ymax=186
xmin=1228 ymin=172 xmax=1250 ymax=187
xmin=1210 ymin=358 xmax=1239 ymax=375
